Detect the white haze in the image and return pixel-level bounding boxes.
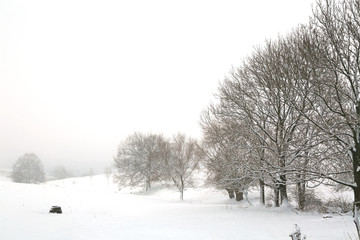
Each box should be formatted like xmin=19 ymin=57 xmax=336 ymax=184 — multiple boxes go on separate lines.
xmin=0 ymin=0 xmax=314 ymax=173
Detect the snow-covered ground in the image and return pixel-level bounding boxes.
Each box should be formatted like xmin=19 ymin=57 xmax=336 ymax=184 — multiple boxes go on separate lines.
xmin=0 ymin=173 xmax=356 ymax=240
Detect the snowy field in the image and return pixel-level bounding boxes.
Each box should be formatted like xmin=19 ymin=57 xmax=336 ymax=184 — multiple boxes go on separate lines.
xmin=0 ymin=172 xmax=356 ymax=240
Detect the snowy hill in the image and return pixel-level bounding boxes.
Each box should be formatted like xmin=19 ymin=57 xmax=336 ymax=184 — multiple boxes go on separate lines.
xmin=0 ymin=174 xmax=356 ymax=240
xmin=0 ymin=168 xmax=11 ymax=182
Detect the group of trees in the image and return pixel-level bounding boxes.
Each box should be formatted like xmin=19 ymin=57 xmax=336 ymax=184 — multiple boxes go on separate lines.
xmin=113 ymin=132 xmax=202 ymax=200
xmin=10 ymin=2 xmax=360 ymax=235
xmin=11 ymin=153 xmax=75 ymax=183
xmin=201 ymin=0 xmax=360 ymax=215
xmin=114 ymin=2 xmax=360 ymax=223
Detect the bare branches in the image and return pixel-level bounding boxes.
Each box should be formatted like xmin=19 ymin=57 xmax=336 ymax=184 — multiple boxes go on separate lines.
xmin=113 ymin=132 xmax=166 ymax=191
xmin=163 ymin=134 xmax=202 ymax=200
xmin=200 ymin=0 xmax=360 ymax=210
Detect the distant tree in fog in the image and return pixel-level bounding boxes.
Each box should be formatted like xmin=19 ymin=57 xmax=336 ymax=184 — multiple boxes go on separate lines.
xmin=11 ymin=153 xmax=45 ymax=183
xmin=104 ymin=166 xmax=112 ymax=184
xmin=52 ymin=165 xmax=73 ymax=180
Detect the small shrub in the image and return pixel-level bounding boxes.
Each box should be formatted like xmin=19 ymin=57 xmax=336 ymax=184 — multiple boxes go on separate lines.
xmin=266 ymin=202 xmax=273 ymax=208
xmin=323 ymin=196 xmax=352 ymax=214
xmin=291 ymin=188 xmax=352 ymax=213
xmin=301 ymin=189 xmax=324 ymax=212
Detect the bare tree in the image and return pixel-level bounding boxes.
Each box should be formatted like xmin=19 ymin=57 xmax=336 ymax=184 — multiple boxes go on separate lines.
xmin=104 ymin=166 xmax=112 ymax=185
xmin=201 ymin=24 xmax=328 ymax=208
xmin=11 ymin=153 xmax=45 ymax=183
xmin=215 ymin=38 xmax=310 ymax=206
xmin=113 ymin=132 xmax=165 ymax=191
xmin=163 ymin=134 xmax=202 ymax=200
xmin=200 ymin=105 xmax=255 ymax=202
xmin=52 ymin=165 xmax=73 ymax=180
xmin=279 ymin=0 xmax=360 ymax=235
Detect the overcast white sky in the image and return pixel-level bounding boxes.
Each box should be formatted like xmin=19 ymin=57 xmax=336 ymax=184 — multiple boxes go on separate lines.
xmin=0 ymin=0 xmax=315 ymax=174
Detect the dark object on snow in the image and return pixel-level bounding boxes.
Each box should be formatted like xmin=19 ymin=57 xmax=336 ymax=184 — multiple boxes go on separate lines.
xmin=49 ymin=206 xmax=62 ymax=214
xmin=225 ymin=189 xmax=244 ymax=201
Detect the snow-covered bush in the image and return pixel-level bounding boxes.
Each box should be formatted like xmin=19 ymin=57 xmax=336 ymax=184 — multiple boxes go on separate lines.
xmin=289 ymin=188 xmax=321 ymax=211
xmin=323 ymin=196 xmax=353 ymax=214
xmin=289 ymin=224 xmax=306 ymax=240
xmin=290 ymin=188 xmax=352 ymax=214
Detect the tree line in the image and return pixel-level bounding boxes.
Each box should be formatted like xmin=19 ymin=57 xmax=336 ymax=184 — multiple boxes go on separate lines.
xmin=9 ymin=1 xmax=360 ymax=235
xmin=199 ymin=0 xmax=360 ymax=234
xmin=10 ymin=153 xmax=81 ymax=183
xmin=114 ymin=0 xmax=360 ymax=211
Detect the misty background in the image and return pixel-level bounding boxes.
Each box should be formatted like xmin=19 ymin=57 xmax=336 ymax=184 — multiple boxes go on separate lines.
xmin=0 ymin=0 xmax=314 ymax=175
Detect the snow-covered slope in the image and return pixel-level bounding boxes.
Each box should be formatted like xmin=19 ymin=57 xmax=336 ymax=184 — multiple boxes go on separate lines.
xmin=0 ymin=168 xmax=11 ymax=182
xmin=0 ymin=174 xmax=355 ymax=240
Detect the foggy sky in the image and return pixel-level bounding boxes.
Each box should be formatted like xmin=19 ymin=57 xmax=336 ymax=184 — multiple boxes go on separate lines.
xmin=0 ymin=0 xmax=315 ymax=174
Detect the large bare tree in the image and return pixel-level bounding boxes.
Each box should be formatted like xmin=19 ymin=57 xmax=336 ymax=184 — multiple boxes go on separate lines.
xmin=113 ymin=132 xmax=166 ymax=191
xmin=200 ymin=105 xmax=254 ymax=202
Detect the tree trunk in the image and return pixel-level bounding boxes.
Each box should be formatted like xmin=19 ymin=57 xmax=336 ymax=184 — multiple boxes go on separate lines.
xmin=279 ymin=155 xmax=288 ymax=204
xmin=274 ymin=185 xmax=280 ymax=207
xmin=279 ymin=176 xmax=288 ymax=204
xmin=259 ymin=150 xmax=266 ymax=206
xmin=297 ymin=180 xmax=306 ymax=210
xmin=145 ymin=177 xmax=151 ymax=191
xmin=353 ymin=206 xmax=360 ymax=239
xmin=298 ymin=152 xmax=309 ymax=211
xmin=180 ymin=178 xmax=184 ymax=201
xmin=235 ymin=190 xmax=243 ymax=201
xmin=146 ymin=158 xmax=152 ymax=191
xmin=259 ymin=179 xmax=265 ymax=205
xmin=351 ymin=143 xmax=360 ymax=238
xmin=352 ymin=148 xmax=360 ymax=209
xmin=180 ymin=189 xmax=184 ymax=201
xmin=226 ymin=189 xmax=235 ymax=199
